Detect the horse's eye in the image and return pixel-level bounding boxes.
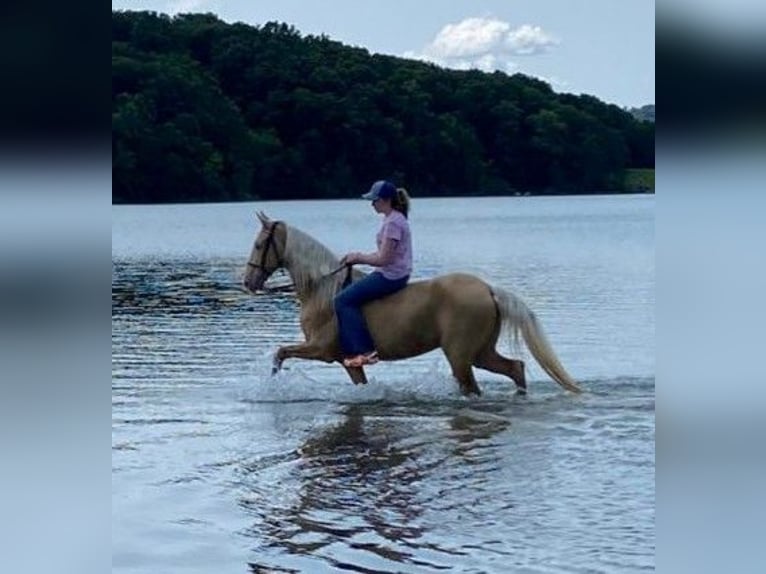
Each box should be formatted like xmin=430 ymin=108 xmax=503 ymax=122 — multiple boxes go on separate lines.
xmin=255 ymin=241 xmax=263 ymax=250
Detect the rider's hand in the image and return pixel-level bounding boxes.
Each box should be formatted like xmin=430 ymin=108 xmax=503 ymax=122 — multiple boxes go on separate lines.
xmin=342 ymin=252 xmax=361 ymax=265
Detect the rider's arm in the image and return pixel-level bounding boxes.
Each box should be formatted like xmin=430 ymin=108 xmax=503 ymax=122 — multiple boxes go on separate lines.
xmin=359 ymin=237 xmax=396 ymax=267
xmin=341 ymin=238 xmax=396 ymax=267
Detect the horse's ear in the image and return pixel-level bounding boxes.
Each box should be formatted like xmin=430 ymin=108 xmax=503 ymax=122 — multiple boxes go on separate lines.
xmin=256 ymin=211 xmax=271 ymax=226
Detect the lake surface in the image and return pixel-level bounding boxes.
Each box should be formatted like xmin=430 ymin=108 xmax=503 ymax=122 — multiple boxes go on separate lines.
xmin=112 ymin=195 xmax=654 ymax=573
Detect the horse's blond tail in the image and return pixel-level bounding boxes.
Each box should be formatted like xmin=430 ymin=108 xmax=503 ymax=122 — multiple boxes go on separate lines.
xmin=492 ymin=287 xmax=582 ymax=393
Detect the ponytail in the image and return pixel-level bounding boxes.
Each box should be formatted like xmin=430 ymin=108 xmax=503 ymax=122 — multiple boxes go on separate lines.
xmin=393 ymin=187 xmax=411 ymax=218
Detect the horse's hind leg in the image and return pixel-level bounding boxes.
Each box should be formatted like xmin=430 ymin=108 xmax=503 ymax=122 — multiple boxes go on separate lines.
xmin=474 ymin=348 xmax=527 ymax=393
xmin=440 ymin=318 xmax=492 ymax=397
xmin=442 ymin=348 xmax=482 ymax=396
xmin=450 ymin=362 xmax=482 ymax=396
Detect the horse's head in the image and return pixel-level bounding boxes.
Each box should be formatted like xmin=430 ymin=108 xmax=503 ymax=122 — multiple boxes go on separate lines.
xmin=243 ymin=211 xmax=287 ymax=293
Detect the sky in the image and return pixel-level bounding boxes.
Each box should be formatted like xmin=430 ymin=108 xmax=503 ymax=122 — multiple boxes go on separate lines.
xmin=112 ymin=0 xmax=655 ymax=108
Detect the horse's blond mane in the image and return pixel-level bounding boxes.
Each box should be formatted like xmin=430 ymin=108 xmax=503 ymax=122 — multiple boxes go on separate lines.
xmin=283 ymin=225 xmax=344 ymax=310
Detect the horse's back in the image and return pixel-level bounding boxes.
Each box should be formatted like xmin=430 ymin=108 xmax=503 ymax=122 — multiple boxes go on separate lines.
xmin=374 ymin=272 xmax=492 ymax=307
xmin=424 ymin=273 xmax=499 ymax=329
xmin=425 ymin=272 xmax=492 ymax=292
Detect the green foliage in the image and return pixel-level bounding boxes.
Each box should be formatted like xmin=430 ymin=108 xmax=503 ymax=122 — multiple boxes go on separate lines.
xmin=624 ymin=169 xmax=655 ymax=193
xmin=629 ymin=105 xmax=655 ymax=123
xmin=112 ymin=10 xmax=655 ymax=203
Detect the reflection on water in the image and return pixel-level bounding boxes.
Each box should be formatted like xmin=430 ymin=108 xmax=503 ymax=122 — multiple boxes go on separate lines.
xmin=113 ymin=197 xmax=654 ymax=573
xmin=240 ymin=403 xmax=517 ymax=573
xmin=244 ymin=405 xmax=426 ymax=571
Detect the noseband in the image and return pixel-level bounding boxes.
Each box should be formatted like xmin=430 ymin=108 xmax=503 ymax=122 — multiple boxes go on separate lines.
xmin=247 ymin=221 xmax=284 ymax=275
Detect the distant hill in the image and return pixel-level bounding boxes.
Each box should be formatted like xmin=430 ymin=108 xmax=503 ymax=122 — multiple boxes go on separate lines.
xmin=629 ymin=105 xmax=655 ymax=123
xmin=112 ymin=11 xmax=655 ymax=203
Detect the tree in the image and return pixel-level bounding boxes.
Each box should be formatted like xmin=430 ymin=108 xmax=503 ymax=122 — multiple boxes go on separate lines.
xmin=112 ymin=10 xmax=654 ymax=202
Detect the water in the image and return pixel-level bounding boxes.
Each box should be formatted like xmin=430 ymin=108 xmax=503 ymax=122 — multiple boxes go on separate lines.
xmin=112 ymin=195 xmax=654 ymax=573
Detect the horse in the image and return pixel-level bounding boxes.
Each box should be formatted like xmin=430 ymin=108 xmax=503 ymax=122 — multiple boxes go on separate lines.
xmin=243 ymin=211 xmax=581 ymax=396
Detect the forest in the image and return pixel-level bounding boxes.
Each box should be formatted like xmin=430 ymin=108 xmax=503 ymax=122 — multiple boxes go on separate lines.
xmin=112 ymin=11 xmax=654 ymax=203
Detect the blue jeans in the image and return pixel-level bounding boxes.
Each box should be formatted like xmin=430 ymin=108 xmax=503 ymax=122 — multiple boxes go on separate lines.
xmin=334 ymin=271 xmax=409 ymax=356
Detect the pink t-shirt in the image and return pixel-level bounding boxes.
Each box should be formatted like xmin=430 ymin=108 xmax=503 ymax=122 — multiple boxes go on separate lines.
xmin=376 ymin=211 xmax=412 ymax=280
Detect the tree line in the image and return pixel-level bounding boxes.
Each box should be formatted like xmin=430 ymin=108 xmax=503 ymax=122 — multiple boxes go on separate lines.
xmin=112 ymin=11 xmax=654 ymax=203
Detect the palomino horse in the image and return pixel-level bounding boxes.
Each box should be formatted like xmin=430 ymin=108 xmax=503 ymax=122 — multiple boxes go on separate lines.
xmin=243 ymin=212 xmax=581 ymax=396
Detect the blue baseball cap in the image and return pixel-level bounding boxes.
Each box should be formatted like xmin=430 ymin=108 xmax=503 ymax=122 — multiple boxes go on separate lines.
xmin=362 ymin=180 xmax=397 ymax=201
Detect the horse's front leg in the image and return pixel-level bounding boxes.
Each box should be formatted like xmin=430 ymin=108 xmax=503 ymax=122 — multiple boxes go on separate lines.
xmin=272 ymin=342 xmax=333 ymax=374
xmin=342 ymin=365 xmax=368 ymax=386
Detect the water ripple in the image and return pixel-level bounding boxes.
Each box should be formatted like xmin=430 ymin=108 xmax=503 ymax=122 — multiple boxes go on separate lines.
xmin=113 ymin=196 xmax=654 ymax=573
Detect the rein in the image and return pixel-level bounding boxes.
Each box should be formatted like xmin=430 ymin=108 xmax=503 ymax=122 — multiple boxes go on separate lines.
xmin=263 ymin=263 xmax=352 ymax=294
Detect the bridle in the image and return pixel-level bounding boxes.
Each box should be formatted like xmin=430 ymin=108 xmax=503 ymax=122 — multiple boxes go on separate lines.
xmin=247 ymin=221 xmax=285 ymax=276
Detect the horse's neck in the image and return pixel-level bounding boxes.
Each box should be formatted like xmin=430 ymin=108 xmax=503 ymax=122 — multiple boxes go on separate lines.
xmin=289 ymin=270 xmax=330 ymax=307
xmin=283 ymin=226 xmax=341 ymax=308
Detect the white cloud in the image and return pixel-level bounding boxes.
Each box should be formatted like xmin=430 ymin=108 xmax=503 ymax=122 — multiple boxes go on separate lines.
xmin=166 ymin=0 xmax=211 ymax=15
xmin=505 ymin=24 xmax=558 ymax=56
xmin=405 ymin=17 xmax=559 ymax=74
xmin=535 ymin=75 xmax=570 ymax=92
xmin=430 ymin=17 xmax=511 ymax=59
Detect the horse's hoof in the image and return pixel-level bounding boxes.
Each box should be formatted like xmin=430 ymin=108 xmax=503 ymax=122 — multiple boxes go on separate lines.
xmin=271 ymin=355 xmax=282 ymax=375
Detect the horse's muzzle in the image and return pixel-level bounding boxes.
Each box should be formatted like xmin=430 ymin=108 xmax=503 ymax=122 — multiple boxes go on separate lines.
xmin=243 ymin=270 xmax=267 ymax=293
